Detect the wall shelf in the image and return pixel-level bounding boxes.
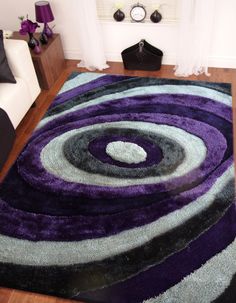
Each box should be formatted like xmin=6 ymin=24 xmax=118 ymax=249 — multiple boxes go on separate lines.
xmin=99 ymin=19 xmax=178 ymax=26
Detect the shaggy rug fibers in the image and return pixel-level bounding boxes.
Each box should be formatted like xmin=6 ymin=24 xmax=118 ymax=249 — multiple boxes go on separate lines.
xmin=0 ymin=72 xmax=235 ymax=303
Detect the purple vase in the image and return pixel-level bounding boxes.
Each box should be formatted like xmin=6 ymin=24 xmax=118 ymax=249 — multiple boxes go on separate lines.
xmin=40 ymin=32 xmax=48 ymax=44
xmin=43 ymin=23 xmax=53 ymax=38
xmin=33 ymin=45 xmax=41 ymax=54
xmin=28 ymin=33 xmax=39 ymax=49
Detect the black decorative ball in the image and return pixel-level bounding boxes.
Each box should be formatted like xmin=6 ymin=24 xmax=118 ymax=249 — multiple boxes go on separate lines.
xmin=150 ymin=10 xmax=162 ymax=23
xmin=113 ymin=9 xmax=125 ymax=22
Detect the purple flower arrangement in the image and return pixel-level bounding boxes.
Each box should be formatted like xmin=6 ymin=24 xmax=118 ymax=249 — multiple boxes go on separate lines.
xmin=19 ymin=18 xmax=40 ymax=35
xmin=18 ymin=16 xmax=41 ymax=53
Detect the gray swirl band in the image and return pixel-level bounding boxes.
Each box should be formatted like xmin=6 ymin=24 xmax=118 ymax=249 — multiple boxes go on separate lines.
xmin=63 ymin=128 xmax=185 ymax=179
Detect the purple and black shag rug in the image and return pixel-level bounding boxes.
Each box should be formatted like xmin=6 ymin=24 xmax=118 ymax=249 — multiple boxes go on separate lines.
xmin=0 ymin=72 xmax=236 ymax=303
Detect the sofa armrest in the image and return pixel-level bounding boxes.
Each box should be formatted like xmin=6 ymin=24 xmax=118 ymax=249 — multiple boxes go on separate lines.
xmin=3 ymin=39 xmax=40 ymax=101
xmin=0 ymin=108 xmax=15 ymax=170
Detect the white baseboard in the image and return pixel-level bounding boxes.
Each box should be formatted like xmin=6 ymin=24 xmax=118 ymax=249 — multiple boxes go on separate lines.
xmin=64 ymin=50 xmax=82 ymax=60
xmin=105 ymin=52 xmax=177 ymax=66
xmin=64 ymin=49 xmax=236 ymax=69
xmin=208 ymin=56 xmax=236 ymax=69
xmin=64 ymin=50 xmax=177 ymax=65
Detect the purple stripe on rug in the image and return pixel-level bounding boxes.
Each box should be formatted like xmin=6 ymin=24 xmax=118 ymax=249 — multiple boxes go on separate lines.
xmin=17 ymin=112 xmax=227 ymax=198
xmin=34 ymin=93 xmax=232 ymax=144
xmin=0 ymin=157 xmax=232 ymax=241
xmin=75 ymin=203 xmax=236 ymax=303
xmin=52 ymin=75 xmax=133 ymax=107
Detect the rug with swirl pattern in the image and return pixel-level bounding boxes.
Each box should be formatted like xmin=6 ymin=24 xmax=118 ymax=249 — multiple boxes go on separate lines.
xmin=0 ymin=72 xmax=236 ymax=303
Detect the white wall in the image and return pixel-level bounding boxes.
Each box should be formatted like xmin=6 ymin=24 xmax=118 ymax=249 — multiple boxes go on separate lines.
xmin=209 ymin=0 xmax=236 ymax=68
xmin=0 ymin=0 xmax=236 ymax=68
xmin=0 ymin=0 xmax=81 ymax=60
xmin=100 ymin=20 xmax=178 ymax=65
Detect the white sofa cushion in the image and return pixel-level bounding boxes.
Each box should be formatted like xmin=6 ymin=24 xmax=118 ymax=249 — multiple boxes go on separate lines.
xmin=0 ymin=77 xmax=32 ymax=128
xmin=4 ymin=39 xmax=40 ymax=101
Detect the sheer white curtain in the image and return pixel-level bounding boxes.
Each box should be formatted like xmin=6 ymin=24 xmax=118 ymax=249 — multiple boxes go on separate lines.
xmin=77 ymin=0 xmax=109 ymax=71
xmin=174 ymin=0 xmax=216 ymax=77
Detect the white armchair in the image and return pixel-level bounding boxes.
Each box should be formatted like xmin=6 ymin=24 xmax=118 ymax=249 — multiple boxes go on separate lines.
xmin=0 ymin=39 xmax=40 ymax=128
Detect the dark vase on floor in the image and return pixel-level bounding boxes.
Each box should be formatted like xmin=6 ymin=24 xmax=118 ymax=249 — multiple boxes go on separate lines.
xmin=28 ymin=33 xmax=39 ymax=49
xmin=113 ymin=9 xmax=125 ymax=22
xmin=150 ymin=10 xmax=162 ymax=23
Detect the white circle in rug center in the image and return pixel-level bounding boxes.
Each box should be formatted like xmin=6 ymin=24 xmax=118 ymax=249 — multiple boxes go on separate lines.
xmin=106 ymin=141 xmax=147 ymax=164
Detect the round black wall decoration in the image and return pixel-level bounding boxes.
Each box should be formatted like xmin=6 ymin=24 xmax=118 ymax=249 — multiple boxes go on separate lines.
xmin=113 ymin=9 xmax=125 ymax=22
xmin=150 ymin=10 xmax=162 ymax=23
